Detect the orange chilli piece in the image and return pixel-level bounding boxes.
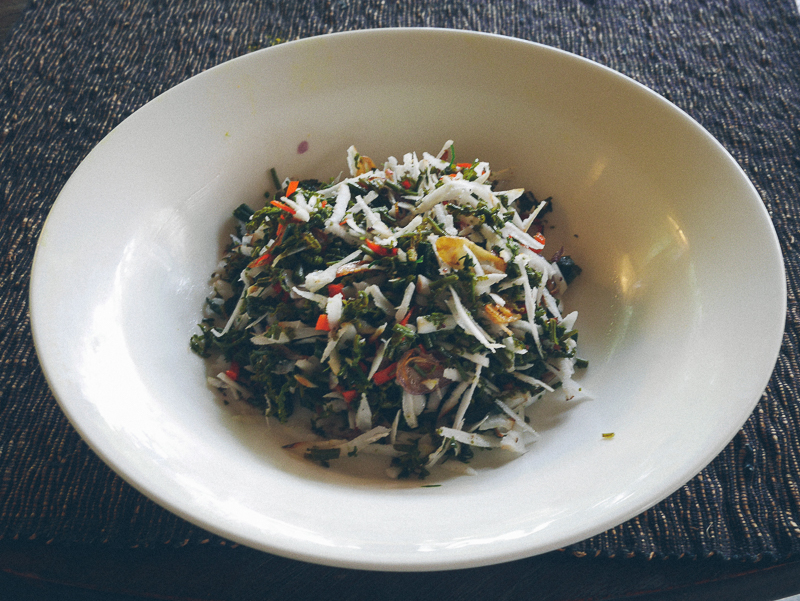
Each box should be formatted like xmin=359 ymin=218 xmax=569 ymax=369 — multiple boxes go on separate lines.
xmin=271 ymin=200 xmax=296 ymax=215
xmin=339 ymin=389 xmax=358 ymax=404
xmin=249 ymin=252 xmax=272 ymax=268
xmin=315 ymin=314 xmax=331 ymax=331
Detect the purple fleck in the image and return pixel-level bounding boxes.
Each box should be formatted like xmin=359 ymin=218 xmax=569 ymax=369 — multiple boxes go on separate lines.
xmin=297 ymin=140 xmax=309 ymax=154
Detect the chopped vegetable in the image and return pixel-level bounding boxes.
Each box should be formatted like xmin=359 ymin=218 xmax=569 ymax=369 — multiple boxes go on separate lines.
xmin=327 ymin=283 xmax=344 ymax=297
xmin=271 ymin=200 xmax=296 ymax=215
xmin=373 ymin=362 xmax=398 ymax=386
xmin=192 ymin=142 xmax=586 ymax=478
xmin=315 ymin=314 xmax=331 ymax=331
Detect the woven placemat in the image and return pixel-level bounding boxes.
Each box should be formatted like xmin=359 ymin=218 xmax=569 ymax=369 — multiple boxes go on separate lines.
xmin=1 ymin=0 xmax=799 ymax=562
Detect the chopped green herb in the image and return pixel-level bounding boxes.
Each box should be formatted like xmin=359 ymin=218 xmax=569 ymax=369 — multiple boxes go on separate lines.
xmin=192 ymin=142 xmax=585 ymax=479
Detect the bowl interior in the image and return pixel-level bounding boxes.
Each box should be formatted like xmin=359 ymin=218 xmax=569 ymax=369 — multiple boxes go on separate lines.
xmin=30 ymin=29 xmax=785 ymax=570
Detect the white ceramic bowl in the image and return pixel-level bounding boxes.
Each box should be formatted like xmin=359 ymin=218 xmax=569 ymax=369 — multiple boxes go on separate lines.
xmin=30 ymin=29 xmax=785 ymax=570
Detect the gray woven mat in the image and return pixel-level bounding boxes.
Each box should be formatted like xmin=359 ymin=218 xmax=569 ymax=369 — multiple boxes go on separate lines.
xmin=1 ymin=0 xmax=799 ymax=562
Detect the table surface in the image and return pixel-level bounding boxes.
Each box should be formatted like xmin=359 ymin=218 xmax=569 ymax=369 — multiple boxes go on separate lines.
xmin=2 ymin=542 xmax=800 ymax=601
xmin=2 ymin=0 xmax=800 ymax=599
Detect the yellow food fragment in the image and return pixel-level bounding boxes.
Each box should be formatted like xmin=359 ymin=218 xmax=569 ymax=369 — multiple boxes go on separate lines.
xmin=484 ymin=303 xmax=521 ymax=325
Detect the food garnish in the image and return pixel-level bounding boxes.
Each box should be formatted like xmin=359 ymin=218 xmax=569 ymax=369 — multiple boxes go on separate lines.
xmin=191 ymin=142 xmax=585 ymax=478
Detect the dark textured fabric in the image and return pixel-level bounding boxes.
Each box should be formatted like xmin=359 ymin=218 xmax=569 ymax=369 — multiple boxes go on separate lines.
xmin=1 ymin=0 xmax=799 ymax=563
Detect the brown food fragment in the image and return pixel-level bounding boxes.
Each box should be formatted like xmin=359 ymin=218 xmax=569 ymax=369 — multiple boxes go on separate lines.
xmin=356 ymin=155 xmax=377 ymax=175
xmin=395 ymin=348 xmax=447 ymax=395
xmin=484 ymin=303 xmax=521 ymax=325
xmin=294 ymin=374 xmax=317 ymax=388
xmin=335 ymin=261 xmax=373 ymax=277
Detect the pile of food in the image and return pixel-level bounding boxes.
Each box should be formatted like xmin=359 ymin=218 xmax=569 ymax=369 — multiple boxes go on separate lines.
xmin=191 ymin=142 xmax=585 ymax=478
